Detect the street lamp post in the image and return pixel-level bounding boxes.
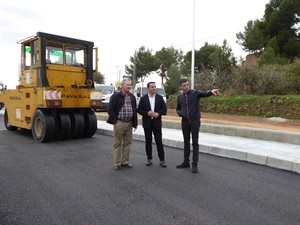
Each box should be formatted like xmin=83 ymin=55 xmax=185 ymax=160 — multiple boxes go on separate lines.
xmin=191 ymin=0 xmax=195 ymax=89
xmin=133 ymin=50 xmax=137 ymax=88
xmin=115 ymin=66 xmax=120 ymax=82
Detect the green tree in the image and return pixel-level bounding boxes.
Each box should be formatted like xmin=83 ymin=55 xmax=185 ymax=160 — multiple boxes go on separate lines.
xmin=210 ymin=40 xmax=237 ymax=90
xmin=125 ymin=46 xmax=159 ymax=83
xmin=154 ymin=47 xmax=184 ymax=84
xmin=165 ymin=65 xmax=182 ymax=95
xmin=93 ymin=72 xmax=105 ymax=84
xmin=236 ymin=19 xmax=265 ymax=53
xmin=237 ymin=0 xmax=300 ymax=62
xmin=258 ymin=37 xmax=289 ymax=65
xmin=183 ymin=42 xmax=218 ymax=73
xmin=183 ymin=41 xmax=236 ymax=90
xmin=262 ymin=0 xmax=300 ymax=60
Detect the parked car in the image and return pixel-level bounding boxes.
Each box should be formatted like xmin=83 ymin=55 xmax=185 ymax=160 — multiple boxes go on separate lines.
xmin=94 ymin=84 xmax=116 ymax=111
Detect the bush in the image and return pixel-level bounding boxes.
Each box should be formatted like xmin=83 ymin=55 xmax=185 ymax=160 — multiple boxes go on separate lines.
xmin=167 ymin=94 xmax=300 ymax=119
xmin=231 ymin=60 xmax=300 ymax=95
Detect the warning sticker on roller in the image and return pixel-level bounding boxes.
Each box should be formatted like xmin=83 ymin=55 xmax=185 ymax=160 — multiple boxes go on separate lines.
xmin=90 ymin=92 xmax=102 ymax=100
xmin=44 ymin=90 xmax=62 ymax=100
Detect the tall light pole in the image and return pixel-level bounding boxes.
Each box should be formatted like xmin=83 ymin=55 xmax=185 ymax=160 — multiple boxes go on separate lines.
xmin=191 ymin=0 xmax=196 ymax=89
xmin=133 ymin=50 xmax=137 ymax=87
xmin=115 ymin=66 xmax=120 ymax=82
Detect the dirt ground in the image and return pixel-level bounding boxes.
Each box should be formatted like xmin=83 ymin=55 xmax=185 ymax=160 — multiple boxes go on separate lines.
xmin=164 ymin=109 xmax=300 ymax=133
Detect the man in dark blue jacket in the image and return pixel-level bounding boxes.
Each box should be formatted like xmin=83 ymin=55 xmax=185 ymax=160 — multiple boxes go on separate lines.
xmin=138 ymin=82 xmax=167 ymax=168
xmin=176 ymin=77 xmax=220 ymax=173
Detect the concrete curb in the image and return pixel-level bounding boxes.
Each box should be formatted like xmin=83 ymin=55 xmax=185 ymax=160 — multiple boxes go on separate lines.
xmin=96 ymin=114 xmax=300 ymax=145
xmin=96 ymin=125 xmax=300 ymax=174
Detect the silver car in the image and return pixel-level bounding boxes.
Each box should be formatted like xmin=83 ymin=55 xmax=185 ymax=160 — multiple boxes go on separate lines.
xmin=94 ymin=84 xmax=116 ymax=111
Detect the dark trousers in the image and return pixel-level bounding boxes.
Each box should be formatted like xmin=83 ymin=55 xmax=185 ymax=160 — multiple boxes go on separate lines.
xmin=181 ymin=119 xmax=201 ymax=166
xmin=144 ymin=122 xmax=165 ymax=161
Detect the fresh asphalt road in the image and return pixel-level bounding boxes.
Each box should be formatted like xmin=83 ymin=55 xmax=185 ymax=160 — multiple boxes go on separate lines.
xmin=0 ymin=115 xmax=299 ymax=225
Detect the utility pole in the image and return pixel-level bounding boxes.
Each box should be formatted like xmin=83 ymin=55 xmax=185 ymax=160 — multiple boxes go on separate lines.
xmin=115 ymin=66 xmax=120 ymax=83
xmin=191 ymin=0 xmax=195 ymax=89
xmin=133 ymin=50 xmax=137 ymax=88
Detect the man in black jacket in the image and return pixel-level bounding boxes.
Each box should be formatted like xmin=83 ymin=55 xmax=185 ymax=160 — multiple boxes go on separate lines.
xmin=176 ymin=77 xmax=220 ymax=173
xmin=107 ymin=78 xmax=138 ymax=171
xmin=138 ymin=82 xmax=167 ymax=168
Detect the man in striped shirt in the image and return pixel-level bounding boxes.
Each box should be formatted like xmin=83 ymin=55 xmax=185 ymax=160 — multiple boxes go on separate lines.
xmin=107 ymin=78 xmax=138 ymax=171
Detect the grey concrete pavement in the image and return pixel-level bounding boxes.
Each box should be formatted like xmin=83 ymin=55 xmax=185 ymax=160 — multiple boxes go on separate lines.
xmin=96 ymin=114 xmax=300 ymax=145
xmin=97 ymin=116 xmax=300 ymax=174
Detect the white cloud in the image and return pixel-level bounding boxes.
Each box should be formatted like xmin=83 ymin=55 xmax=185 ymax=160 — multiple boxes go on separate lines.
xmin=0 ymin=0 xmax=269 ymax=88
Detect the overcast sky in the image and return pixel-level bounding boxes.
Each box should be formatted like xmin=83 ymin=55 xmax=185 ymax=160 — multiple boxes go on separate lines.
xmin=0 ymin=0 xmax=270 ymax=88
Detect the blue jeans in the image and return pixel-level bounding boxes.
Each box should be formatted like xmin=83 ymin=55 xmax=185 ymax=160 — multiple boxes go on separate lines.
xmin=181 ymin=119 xmax=200 ymax=166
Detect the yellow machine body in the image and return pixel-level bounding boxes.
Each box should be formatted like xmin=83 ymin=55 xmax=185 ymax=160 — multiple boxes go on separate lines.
xmin=0 ymin=32 xmax=103 ymax=142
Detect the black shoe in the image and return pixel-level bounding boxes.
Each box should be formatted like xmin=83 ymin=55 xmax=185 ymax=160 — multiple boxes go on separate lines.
xmin=192 ymin=165 xmax=198 ymax=173
xmin=146 ymin=159 xmax=152 ymax=166
xmin=114 ymin=165 xmax=121 ymax=171
xmin=160 ymin=161 xmax=167 ymax=168
xmin=121 ymin=163 xmax=133 ymax=168
xmin=176 ymin=162 xmax=190 ymax=168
